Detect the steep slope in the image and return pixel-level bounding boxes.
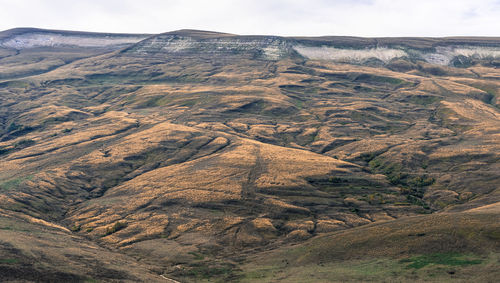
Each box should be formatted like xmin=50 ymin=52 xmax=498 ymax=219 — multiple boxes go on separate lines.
xmin=0 ymin=28 xmax=150 ymax=80
xmin=0 ymin=211 xmax=165 ymax=282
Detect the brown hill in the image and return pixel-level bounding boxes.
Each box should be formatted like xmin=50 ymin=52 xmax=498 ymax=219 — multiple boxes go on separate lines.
xmin=0 ymin=28 xmax=499 ymax=282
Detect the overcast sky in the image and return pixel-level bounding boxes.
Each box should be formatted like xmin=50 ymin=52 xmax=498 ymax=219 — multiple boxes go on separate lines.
xmin=0 ymin=0 xmax=499 ymax=37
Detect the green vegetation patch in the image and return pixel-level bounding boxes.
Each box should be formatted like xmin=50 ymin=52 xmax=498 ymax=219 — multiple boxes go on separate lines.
xmin=181 ymin=262 xmax=236 ymax=281
xmin=0 ymin=258 xmax=19 ymax=264
xmin=354 ymin=73 xmax=411 ymax=87
xmin=368 ymin=157 xmax=433 ymax=209
xmin=240 ymin=253 xmax=497 ymax=282
xmin=103 ymin=221 xmax=127 ymax=236
xmin=0 ymin=175 xmax=34 ymax=191
xmin=369 ymin=158 xmax=434 ymax=188
xmin=0 ymin=146 xmax=9 ymax=155
xmin=0 ymin=80 xmax=32 ymax=88
xmin=401 ymin=253 xmax=482 ymax=269
xmin=4 ymin=122 xmax=37 ymax=139
xmin=70 ymin=224 xmax=81 ymax=232
xmin=408 ymin=95 xmax=441 ymax=105
xmin=468 ymin=83 xmax=499 ymax=107
xmin=188 ymin=251 xmax=205 ymax=261
xmin=14 ymin=139 xmax=35 ymax=149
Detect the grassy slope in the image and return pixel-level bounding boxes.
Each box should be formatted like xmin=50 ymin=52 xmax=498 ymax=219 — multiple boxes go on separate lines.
xmin=239 ymin=212 xmax=500 ymax=283
xmin=0 ymin=30 xmax=499 ymax=282
xmin=0 ymin=213 xmax=166 ymax=282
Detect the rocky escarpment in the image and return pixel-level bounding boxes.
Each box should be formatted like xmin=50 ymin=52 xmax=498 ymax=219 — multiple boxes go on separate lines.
xmin=291 ymin=36 xmax=500 ymax=67
xmin=0 ymin=28 xmax=150 ymax=80
xmin=0 ymin=28 xmax=149 ymax=50
xmin=122 ymin=30 xmax=296 ymax=60
xmin=293 ymin=44 xmax=500 ymax=66
xmin=2 ymin=28 xmax=499 ymax=66
xmin=122 ymin=30 xmax=500 ymax=66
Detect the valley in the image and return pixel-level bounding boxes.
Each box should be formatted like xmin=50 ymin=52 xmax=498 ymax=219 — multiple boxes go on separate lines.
xmin=0 ymin=28 xmax=499 ymax=282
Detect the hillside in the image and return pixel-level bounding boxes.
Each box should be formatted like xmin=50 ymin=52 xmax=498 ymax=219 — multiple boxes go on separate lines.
xmin=0 ymin=29 xmax=499 ymax=282
xmin=240 ymin=212 xmax=500 ymax=282
xmin=0 ymin=28 xmax=150 ymax=80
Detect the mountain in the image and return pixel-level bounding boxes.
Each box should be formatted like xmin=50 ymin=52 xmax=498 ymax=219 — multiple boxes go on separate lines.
xmin=0 ymin=28 xmax=499 ymax=282
xmin=0 ymin=28 xmax=150 ymax=80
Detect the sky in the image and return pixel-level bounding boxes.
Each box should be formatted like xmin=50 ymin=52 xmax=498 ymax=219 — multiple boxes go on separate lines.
xmin=0 ymin=0 xmax=499 ymax=37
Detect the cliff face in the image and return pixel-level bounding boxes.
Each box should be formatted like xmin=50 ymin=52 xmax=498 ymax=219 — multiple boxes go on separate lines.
xmin=293 ymin=44 xmax=500 ymax=66
xmin=0 ymin=28 xmax=149 ymax=49
xmin=0 ymin=32 xmax=147 ymax=49
xmin=122 ymin=34 xmax=294 ymax=60
xmin=119 ymin=30 xmax=500 ymax=66
xmin=0 ymin=28 xmax=149 ymax=80
xmin=2 ymin=28 xmax=499 ymax=66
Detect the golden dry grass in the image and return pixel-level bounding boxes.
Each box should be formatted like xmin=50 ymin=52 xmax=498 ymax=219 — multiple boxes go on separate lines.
xmin=0 ymin=31 xmax=499 ymax=281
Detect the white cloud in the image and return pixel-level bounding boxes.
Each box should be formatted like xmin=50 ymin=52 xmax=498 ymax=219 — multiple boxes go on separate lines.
xmin=0 ymin=0 xmax=498 ymax=36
